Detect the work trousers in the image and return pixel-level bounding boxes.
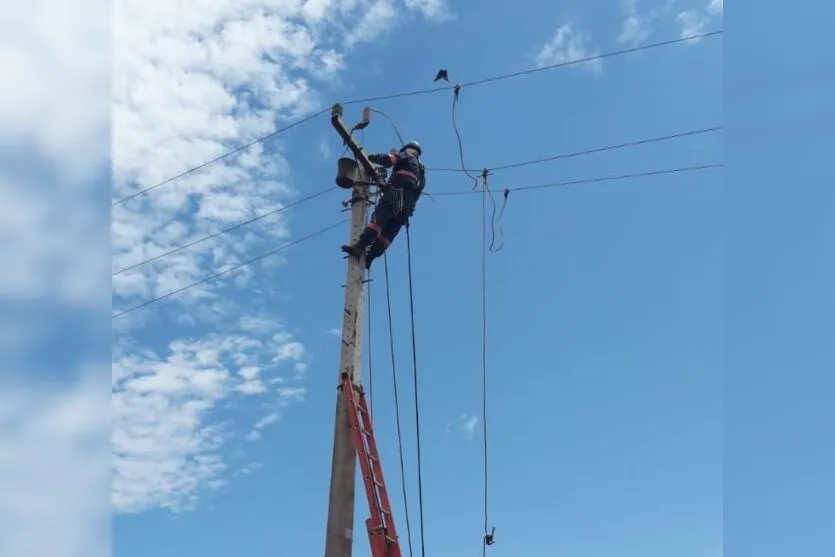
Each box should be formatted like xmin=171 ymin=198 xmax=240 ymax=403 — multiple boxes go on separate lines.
xmin=357 ymin=187 xmax=413 ymax=265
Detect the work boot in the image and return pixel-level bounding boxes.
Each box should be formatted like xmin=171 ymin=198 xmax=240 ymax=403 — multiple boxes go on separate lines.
xmin=340 ymin=244 xmax=364 ymax=259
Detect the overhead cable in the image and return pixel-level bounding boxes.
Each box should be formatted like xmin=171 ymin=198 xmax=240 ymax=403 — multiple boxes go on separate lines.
xmin=111 ymin=219 xmax=347 ymax=319
xmin=112 ymin=30 xmax=722 ymax=206
xmin=113 ymin=187 xmax=336 ymax=275
xmin=426 ymin=126 xmax=723 ymax=173
xmin=431 ymin=164 xmax=723 ymax=197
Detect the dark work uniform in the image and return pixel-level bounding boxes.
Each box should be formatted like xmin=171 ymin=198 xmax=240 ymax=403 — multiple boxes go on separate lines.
xmin=355 ymin=150 xmax=425 ymax=268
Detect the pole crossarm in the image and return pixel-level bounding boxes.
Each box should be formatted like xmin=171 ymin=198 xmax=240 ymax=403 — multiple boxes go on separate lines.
xmin=331 ymin=103 xmax=386 ymax=189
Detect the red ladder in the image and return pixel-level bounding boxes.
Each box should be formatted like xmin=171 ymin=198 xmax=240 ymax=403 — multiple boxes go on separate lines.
xmin=340 ymin=372 xmax=402 ymax=557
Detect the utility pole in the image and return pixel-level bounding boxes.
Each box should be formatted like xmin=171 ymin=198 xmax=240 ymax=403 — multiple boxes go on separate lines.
xmin=324 ymin=103 xmax=381 ymax=557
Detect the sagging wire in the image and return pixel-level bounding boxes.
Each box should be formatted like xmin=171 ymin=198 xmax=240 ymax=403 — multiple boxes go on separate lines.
xmin=453 ymin=84 xmax=507 ymax=253
xmin=369 ymin=107 xmax=437 ymax=206
xmin=370 ymin=108 xmax=405 ymax=146
xmin=451 ymin=85 xmax=482 ymax=192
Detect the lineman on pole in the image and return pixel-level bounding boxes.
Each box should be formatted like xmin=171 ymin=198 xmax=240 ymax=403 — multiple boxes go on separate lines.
xmin=341 ymin=141 xmax=426 ymax=269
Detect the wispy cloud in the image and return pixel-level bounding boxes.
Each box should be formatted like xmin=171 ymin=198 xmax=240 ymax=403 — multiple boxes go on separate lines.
xmin=617 ymin=0 xmax=654 ymax=46
xmin=675 ymin=0 xmax=723 ymax=41
xmin=110 ymin=0 xmax=453 ymax=516
xmin=404 ymin=0 xmax=455 ymax=22
xmin=0 ymin=372 xmax=110 ymax=557
xmin=534 ymin=23 xmax=603 ymax=74
xmin=459 ymin=413 xmax=479 ymax=438
xmin=319 ymin=138 xmax=333 ymax=161
xmin=112 ymin=329 xmax=309 ymax=514
xmin=345 ymin=0 xmax=453 ymax=48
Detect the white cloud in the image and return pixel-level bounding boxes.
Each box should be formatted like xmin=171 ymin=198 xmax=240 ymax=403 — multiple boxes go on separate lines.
xmin=459 ymin=413 xmax=478 ymax=437
xmin=676 ymin=9 xmax=707 ymax=38
xmin=0 ymin=373 xmax=110 ymax=557
xmin=617 ymin=0 xmax=653 ymax=46
xmin=109 ymin=0 xmax=453 ymax=517
xmin=404 ymin=0 xmax=455 ymax=22
xmin=676 ymin=0 xmax=723 ymax=41
xmin=328 ymin=327 xmax=342 ymax=337
xmin=112 ymin=330 xmax=308 ymax=514
xmin=255 ymin=412 xmax=281 ymax=429
xmin=319 ymin=137 xmax=333 ymax=161
xmin=244 ymin=412 xmax=281 ymax=441
xmin=345 ymin=0 xmax=398 ymax=47
xmin=111 ymin=0 xmax=453 ymax=324
xmin=534 ymin=24 xmax=603 ymax=74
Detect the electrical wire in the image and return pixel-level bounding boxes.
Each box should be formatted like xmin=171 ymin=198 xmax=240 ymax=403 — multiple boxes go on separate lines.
xmin=426 ymin=126 xmax=723 ymax=173
xmin=431 ymin=164 xmax=723 ymax=196
xmin=113 ymin=30 xmax=722 ymax=206
xmin=111 ymin=219 xmax=347 ymax=319
xmin=382 ymin=253 xmax=416 ymax=557
xmin=451 ymin=87 xmax=502 ymax=251
xmin=112 ymin=187 xmax=336 ymax=275
xmin=370 ymin=108 xmax=405 ymax=146
xmin=111 ymin=108 xmax=331 ymax=206
xmin=404 ymin=225 xmax=426 ymax=557
xmin=480 ymin=186 xmax=493 ymax=556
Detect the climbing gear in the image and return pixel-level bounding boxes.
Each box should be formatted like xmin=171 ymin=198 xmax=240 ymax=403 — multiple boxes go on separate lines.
xmin=390 ymin=187 xmax=405 ymax=216
xmin=400 ymin=141 xmax=422 ymax=156
xmin=395 ymin=169 xmax=419 ymax=182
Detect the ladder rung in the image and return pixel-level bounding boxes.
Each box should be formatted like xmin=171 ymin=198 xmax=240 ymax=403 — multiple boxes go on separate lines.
xmin=385 ymin=535 xmax=398 ymax=544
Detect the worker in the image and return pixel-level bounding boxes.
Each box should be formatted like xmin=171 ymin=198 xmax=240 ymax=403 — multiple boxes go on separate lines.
xmin=341 ymin=141 xmax=426 ymax=269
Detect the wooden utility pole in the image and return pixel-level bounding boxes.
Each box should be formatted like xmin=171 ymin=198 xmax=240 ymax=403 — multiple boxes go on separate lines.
xmin=324 ymin=103 xmax=382 ymax=557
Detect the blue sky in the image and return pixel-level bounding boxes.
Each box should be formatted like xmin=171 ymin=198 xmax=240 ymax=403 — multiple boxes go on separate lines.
xmin=112 ymin=1 xmax=725 ymax=556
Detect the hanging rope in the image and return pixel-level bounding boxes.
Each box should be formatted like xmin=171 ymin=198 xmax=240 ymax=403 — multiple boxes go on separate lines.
xmin=481 ymin=181 xmax=495 ymax=554
xmin=382 ymin=253 xmax=416 ymax=557
xmin=405 ymin=223 xmax=427 ymax=557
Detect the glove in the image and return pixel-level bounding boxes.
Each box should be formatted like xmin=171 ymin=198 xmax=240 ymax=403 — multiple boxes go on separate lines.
xmin=368 ymin=153 xmax=387 ymax=165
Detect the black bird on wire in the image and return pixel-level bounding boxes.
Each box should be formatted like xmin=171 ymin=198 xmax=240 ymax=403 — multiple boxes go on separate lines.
xmin=433 ymin=69 xmax=449 ymax=82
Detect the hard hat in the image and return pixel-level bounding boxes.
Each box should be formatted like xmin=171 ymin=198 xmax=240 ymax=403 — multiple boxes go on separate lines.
xmin=400 ymin=140 xmax=422 ymax=156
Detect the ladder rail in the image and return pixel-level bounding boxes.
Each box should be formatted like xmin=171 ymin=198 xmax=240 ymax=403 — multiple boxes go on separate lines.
xmin=358 ymin=392 xmax=401 ymax=551
xmin=340 ymin=373 xmax=403 ymax=557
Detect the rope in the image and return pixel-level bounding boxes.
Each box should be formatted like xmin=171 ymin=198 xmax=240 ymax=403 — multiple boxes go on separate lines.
xmin=382 ymin=253 xmax=416 ymax=557
xmin=480 ymin=184 xmax=494 ymax=554
xmin=405 ymin=224 xmax=427 ymax=557
xmin=367 ymin=268 xmax=373 ymax=416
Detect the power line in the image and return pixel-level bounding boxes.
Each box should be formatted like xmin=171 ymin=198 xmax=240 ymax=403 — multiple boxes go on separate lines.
xmin=111 ymin=108 xmax=331 ymax=207
xmin=113 ymin=129 xmax=719 ymax=272
xmin=459 ymin=30 xmax=722 ymax=89
xmin=431 ymin=164 xmax=723 ymax=196
xmin=112 ymin=30 xmax=722 ymax=206
xmin=115 ymin=165 xmax=720 ymax=318
xmin=111 ymin=219 xmax=346 ymax=319
xmin=427 ymin=126 xmax=723 ymax=173
xmin=113 ymin=187 xmax=336 ymax=276
xmin=480 ymin=186 xmax=493 ymax=556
